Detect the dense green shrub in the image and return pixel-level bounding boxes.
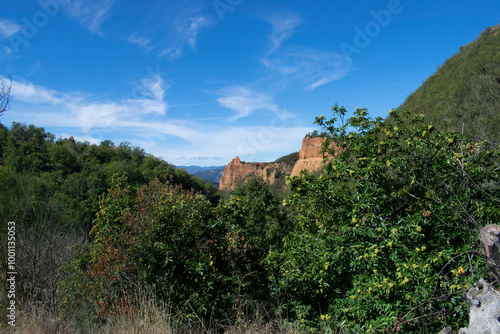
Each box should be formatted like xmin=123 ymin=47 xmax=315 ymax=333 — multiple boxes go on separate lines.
xmin=83 ymin=175 xmax=221 ymax=318
xmin=75 ymin=175 xmax=291 ymax=323
xmin=216 ymin=177 xmax=292 ymax=313
xmin=0 ymin=122 xmax=218 ymax=232
xmin=267 ymin=105 xmax=500 ymax=332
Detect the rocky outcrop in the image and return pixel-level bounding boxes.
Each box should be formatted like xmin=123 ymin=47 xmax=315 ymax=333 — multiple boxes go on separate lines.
xmin=291 ymin=137 xmax=323 ymax=176
xmin=290 ymin=136 xmax=329 ymax=177
xmin=253 ymin=163 xmax=279 ymax=185
xmin=437 ymin=224 xmax=500 ymax=334
xmin=219 ymin=157 xmax=268 ymax=190
xmin=219 ymin=136 xmax=340 ymax=190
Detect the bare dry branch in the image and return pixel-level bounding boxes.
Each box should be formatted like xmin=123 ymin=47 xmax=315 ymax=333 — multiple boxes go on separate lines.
xmin=0 ymin=76 xmax=12 ymax=116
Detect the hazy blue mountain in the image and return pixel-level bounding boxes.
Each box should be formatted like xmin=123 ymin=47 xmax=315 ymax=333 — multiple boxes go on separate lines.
xmin=176 ymin=165 xmax=225 ymax=185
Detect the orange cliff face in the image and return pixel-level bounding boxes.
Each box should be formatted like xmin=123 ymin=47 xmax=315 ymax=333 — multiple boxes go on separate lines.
xmin=218 ymin=156 xmax=267 ymax=190
xmin=290 ymin=136 xmax=335 ymax=177
xmin=219 ymin=136 xmax=340 ymax=190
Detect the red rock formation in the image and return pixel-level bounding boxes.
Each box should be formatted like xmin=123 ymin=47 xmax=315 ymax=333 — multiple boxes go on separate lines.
xmin=219 ymin=156 xmax=267 ymax=190
xmin=219 ymin=136 xmax=340 ymax=190
xmin=290 ymin=136 xmax=332 ymax=177
xmin=253 ymin=163 xmax=280 ymax=185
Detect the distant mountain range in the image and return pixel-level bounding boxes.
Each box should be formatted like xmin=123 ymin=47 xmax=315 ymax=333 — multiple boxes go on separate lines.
xmin=176 ymin=165 xmax=225 ymax=185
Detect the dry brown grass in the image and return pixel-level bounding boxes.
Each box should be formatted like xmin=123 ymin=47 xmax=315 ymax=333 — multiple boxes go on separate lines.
xmin=1 ymin=290 xmax=300 ymax=334
xmin=1 ymin=308 xmax=75 ymax=334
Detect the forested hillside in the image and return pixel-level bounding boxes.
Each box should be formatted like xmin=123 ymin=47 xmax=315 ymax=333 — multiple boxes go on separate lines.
xmin=0 ymin=122 xmax=218 ymax=231
xmin=399 ymin=24 xmax=500 ymax=145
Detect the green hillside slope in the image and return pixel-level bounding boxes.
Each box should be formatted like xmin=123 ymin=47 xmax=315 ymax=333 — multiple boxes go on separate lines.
xmin=0 ymin=122 xmax=219 ymax=232
xmin=399 ymin=24 xmax=500 ymax=145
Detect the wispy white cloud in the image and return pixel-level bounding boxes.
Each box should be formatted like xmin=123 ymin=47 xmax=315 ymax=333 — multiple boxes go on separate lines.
xmin=123 ymin=1 xmax=213 ymax=60
xmin=0 ymin=18 xmax=21 ymax=38
xmin=71 ymin=100 xmax=167 ymax=133
xmin=15 ymin=103 xmax=306 ymax=165
xmin=10 ymin=78 xmax=69 ymax=105
xmin=217 ymin=86 xmax=281 ymax=120
xmin=267 ymin=47 xmax=352 ymax=91
xmin=136 ymin=123 xmax=312 ymax=166
xmin=71 ymin=76 xmax=168 ymax=132
xmin=127 ymin=33 xmax=153 ymax=52
xmin=160 ymin=15 xmax=212 ymax=60
xmin=264 ymin=14 xmax=301 ymax=54
xmin=62 ymin=0 xmax=115 ymax=35
xmin=6 ymin=74 xmax=167 ymax=132
xmin=184 ymin=15 xmax=211 ymax=49
xmin=261 ymin=14 xmax=351 ymax=91
xmin=0 ymin=46 xmax=12 ymax=59
xmin=128 ymin=13 xmax=212 ymax=60
xmin=138 ymin=74 xmax=167 ymax=102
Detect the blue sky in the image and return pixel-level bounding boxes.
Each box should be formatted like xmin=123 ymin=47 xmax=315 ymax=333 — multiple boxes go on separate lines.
xmin=0 ymin=0 xmax=499 ymax=167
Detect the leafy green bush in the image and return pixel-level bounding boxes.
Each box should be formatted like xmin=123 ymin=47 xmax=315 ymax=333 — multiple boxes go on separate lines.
xmin=216 ymin=177 xmax=292 ymax=313
xmin=0 ymin=122 xmax=218 ymax=232
xmin=267 ymin=105 xmax=499 ymax=332
xmin=72 ymin=175 xmax=291 ymax=325
xmin=81 ymin=175 xmax=220 ymax=318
